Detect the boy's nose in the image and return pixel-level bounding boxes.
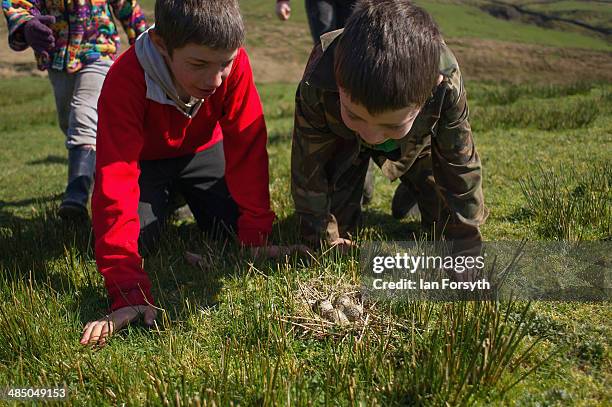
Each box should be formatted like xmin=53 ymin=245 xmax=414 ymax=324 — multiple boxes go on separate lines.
xmin=206 ymin=71 xmax=224 ymax=89
xmin=358 ymin=127 xmax=385 ymax=145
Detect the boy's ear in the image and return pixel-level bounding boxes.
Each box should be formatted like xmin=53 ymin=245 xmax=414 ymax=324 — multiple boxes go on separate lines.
xmin=149 ymin=29 xmax=171 ymax=58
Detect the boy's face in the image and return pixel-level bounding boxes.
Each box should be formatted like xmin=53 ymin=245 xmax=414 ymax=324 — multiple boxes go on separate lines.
xmin=151 ymin=31 xmax=237 ymax=100
xmin=338 ymin=87 xmax=421 ymax=145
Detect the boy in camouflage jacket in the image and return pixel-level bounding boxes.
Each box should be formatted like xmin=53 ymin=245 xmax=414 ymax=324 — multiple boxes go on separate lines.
xmin=291 ymin=0 xmax=487 ymax=248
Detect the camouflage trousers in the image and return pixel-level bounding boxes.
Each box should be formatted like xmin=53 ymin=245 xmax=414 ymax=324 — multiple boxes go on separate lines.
xmin=329 ymin=145 xmax=482 ymax=242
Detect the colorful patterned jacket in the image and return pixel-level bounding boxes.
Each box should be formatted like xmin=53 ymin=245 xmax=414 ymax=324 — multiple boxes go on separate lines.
xmin=2 ymin=0 xmax=146 ymax=73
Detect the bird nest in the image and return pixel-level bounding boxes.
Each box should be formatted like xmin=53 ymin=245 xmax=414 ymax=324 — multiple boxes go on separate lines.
xmin=282 ymin=275 xmax=404 ymax=340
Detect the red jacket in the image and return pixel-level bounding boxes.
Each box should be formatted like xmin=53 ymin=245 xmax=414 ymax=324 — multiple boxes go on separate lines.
xmin=93 ymin=46 xmax=274 ymax=311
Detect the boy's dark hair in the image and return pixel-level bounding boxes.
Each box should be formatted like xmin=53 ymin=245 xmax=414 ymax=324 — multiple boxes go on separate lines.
xmin=154 ymin=0 xmax=245 ymax=55
xmin=334 ymin=0 xmax=442 ymax=114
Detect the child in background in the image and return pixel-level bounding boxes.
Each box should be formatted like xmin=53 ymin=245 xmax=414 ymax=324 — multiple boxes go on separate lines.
xmin=2 ymin=0 xmax=146 ymax=220
xmin=275 ymin=0 xmax=377 ymax=206
xmin=276 ymin=0 xmax=356 ymax=43
xmin=291 ymin=0 xmax=487 ymax=249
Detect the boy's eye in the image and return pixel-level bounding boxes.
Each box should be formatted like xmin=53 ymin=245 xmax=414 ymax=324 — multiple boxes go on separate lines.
xmin=385 ymin=124 xmax=404 ymax=131
xmin=347 ymin=112 xmax=362 ymax=122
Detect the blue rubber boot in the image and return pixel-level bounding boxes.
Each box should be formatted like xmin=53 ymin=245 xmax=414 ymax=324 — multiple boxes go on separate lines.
xmin=58 ymin=147 xmax=95 ymax=221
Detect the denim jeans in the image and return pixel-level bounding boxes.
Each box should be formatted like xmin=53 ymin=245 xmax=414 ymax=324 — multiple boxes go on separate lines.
xmin=305 ymin=0 xmax=356 ymax=43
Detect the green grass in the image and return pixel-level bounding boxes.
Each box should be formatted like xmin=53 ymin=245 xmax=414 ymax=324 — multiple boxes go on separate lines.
xmin=501 ymin=0 xmax=612 ymax=35
xmin=415 ymin=0 xmax=611 ymax=51
xmin=232 ymin=0 xmax=612 ymax=58
xmin=525 ymin=0 xmax=612 ymax=14
xmin=520 ymin=162 xmax=611 ymax=240
xmin=0 ymin=74 xmax=610 ymax=405
xmin=133 ymin=0 xmax=611 ymax=52
xmin=0 ymin=2 xmax=611 ymax=405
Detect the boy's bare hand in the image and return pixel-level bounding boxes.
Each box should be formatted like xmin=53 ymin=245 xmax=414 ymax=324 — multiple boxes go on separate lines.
xmin=80 ymin=305 xmax=157 ymax=347
xmin=249 ymin=244 xmax=311 ymax=258
xmin=276 ymin=1 xmax=291 ymax=20
xmin=330 ymin=238 xmax=356 ymax=253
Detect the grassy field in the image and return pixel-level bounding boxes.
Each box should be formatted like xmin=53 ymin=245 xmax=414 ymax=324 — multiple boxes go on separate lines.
xmin=2 ymin=0 xmax=611 ymax=81
xmin=499 ymin=0 xmax=612 ymax=28
xmin=526 ymin=0 xmax=612 ymax=13
xmin=0 ymin=0 xmax=611 ymax=405
xmin=240 ymin=0 xmax=612 ymax=51
xmin=419 ymin=0 xmax=610 ymax=51
xmin=1 ymin=77 xmax=610 ymax=406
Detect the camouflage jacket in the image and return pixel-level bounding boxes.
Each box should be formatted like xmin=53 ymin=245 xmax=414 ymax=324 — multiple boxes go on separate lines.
xmin=291 ymin=29 xmax=487 ymax=244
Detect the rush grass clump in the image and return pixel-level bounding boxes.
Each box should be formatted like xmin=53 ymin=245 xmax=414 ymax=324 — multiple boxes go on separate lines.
xmin=471 ymin=97 xmax=601 ymax=131
xmin=388 ymin=300 xmax=549 ymax=405
xmin=520 ymin=162 xmax=611 ymax=240
xmin=470 ymin=82 xmax=594 ymax=106
xmin=278 ymin=253 xmax=549 ymax=404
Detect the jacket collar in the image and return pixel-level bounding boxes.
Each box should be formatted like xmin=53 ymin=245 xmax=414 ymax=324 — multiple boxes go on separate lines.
xmin=304 ymin=29 xmax=344 ymax=91
xmin=135 ymin=27 xmax=203 ymax=118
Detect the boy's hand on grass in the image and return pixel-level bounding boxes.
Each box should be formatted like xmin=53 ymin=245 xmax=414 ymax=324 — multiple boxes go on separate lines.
xmin=330 ymin=238 xmax=356 ymax=254
xmin=276 ymin=1 xmax=291 ymax=20
xmin=80 ymin=305 xmax=157 ymax=347
xmin=249 ymin=244 xmax=311 ymax=258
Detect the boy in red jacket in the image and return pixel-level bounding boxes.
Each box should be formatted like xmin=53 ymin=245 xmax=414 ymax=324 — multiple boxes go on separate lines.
xmin=81 ymin=0 xmax=288 ymax=346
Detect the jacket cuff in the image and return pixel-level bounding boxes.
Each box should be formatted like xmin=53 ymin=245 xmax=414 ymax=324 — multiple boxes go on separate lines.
xmin=299 ymin=213 xmax=340 ymax=246
xmin=108 ymin=285 xmax=154 ymax=312
xmin=8 ymin=19 xmax=32 ymax=52
xmin=238 ymin=228 xmax=270 ymax=247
